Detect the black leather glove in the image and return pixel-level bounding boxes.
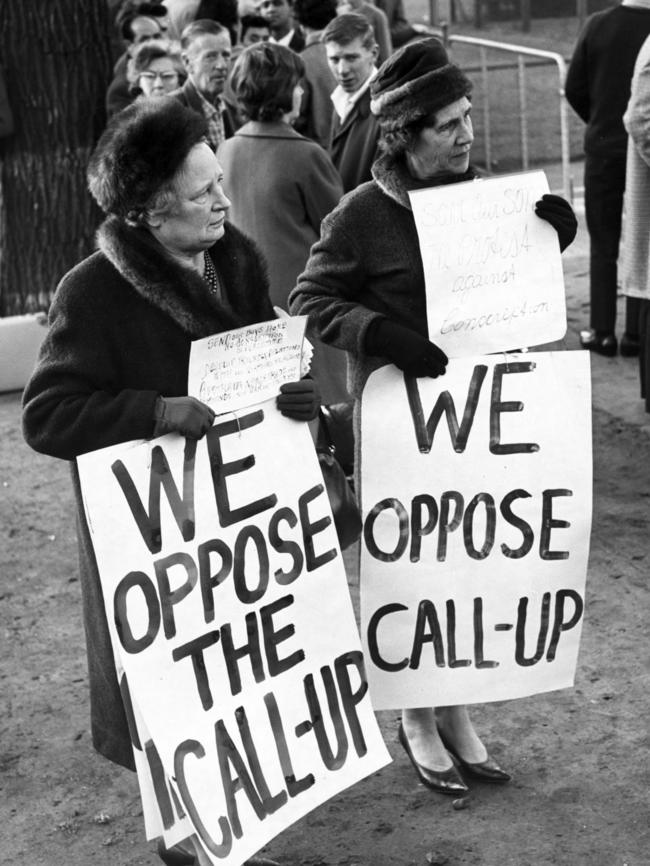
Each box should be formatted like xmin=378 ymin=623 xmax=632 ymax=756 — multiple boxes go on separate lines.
xmin=534 ymin=193 xmax=577 ymax=252
xmin=365 ymin=318 xmax=448 ymax=378
xmin=152 ymin=396 xmax=215 ymax=439
xmin=276 ymin=379 xmax=320 ymax=421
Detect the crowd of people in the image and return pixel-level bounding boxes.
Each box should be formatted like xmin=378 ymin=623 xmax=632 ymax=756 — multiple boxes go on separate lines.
xmin=22 ymin=1 xmax=650 ymax=864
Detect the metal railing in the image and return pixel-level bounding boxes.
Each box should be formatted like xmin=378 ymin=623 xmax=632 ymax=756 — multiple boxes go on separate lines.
xmin=437 ymin=27 xmax=573 ymax=203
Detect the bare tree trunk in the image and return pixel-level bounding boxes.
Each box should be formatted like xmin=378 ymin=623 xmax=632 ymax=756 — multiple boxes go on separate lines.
xmin=0 ymin=1 xmax=112 ymax=315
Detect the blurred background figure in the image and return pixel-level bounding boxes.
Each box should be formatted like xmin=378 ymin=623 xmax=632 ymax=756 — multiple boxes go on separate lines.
xmin=106 ymin=1 xmax=168 ymax=117
xmin=621 ymin=34 xmax=650 ymax=410
xmin=255 ymin=0 xmax=305 ymax=51
xmin=374 ymin=0 xmax=431 ymax=49
xmin=127 ymin=38 xmax=185 ymax=99
xmin=219 ymin=42 xmax=348 ymax=403
xmin=164 ymin=0 xmax=239 ymax=43
xmin=292 ymin=0 xmax=338 ymax=148
xmin=240 ymin=12 xmax=271 ymax=44
xmin=172 ymin=18 xmax=238 ymax=148
xmin=324 ymin=13 xmax=381 ymax=192
xmin=336 ymin=0 xmax=391 ymax=65
xmin=565 ymin=0 xmax=650 ymax=358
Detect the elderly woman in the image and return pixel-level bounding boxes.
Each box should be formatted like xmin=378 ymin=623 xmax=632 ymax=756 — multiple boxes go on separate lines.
xmin=127 ymin=38 xmax=186 ymax=99
xmin=290 ymin=39 xmax=577 ymax=795
xmin=22 ymin=97 xmax=316 ymax=866
xmin=218 ymin=41 xmax=348 ymax=403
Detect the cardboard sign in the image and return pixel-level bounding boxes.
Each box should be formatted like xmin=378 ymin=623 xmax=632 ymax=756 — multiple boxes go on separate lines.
xmin=409 ymin=171 xmax=567 ymax=358
xmin=359 ymin=352 xmax=591 ymax=709
xmin=77 ymin=402 xmax=390 ymax=864
xmin=188 ymin=317 xmax=309 ymax=415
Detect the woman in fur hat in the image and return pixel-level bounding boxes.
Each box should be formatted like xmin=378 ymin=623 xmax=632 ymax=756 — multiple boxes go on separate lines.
xmin=22 ymin=97 xmax=317 ymax=866
xmin=290 ymin=37 xmax=577 ymax=796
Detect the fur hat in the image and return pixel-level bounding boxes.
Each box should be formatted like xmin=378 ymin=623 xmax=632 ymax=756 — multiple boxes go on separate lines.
xmin=87 ymin=97 xmax=208 ymax=220
xmin=370 ymin=37 xmax=471 ymax=129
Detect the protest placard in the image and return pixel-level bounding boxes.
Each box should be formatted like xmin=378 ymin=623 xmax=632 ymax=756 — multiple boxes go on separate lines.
xmin=409 ymin=171 xmax=567 ymax=358
xmin=188 ymin=317 xmax=309 ymax=415
xmin=77 ymin=401 xmax=390 ymax=864
xmin=359 ymin=352 xmax=591 ymax=709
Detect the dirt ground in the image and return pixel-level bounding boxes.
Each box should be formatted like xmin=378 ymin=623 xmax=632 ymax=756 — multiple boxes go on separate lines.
xmin=3 ymin=209 xmax=650 ymax=866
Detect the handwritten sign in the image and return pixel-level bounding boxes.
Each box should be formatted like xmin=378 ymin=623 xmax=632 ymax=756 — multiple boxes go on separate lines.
xmin=77 ymin=402 xmax=390 ymax=865
xmin=188 ymin=317 xmax=309 ymax=414
xmin=359 ymin=352 xmax=591 ymax=708
xmin=409 ymin=171 xmax=567 ymax=358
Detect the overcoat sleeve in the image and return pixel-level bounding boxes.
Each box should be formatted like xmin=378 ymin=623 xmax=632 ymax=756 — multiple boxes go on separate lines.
xmin=564 ymin=20 xmax=592 ymax=123
xmin=22 ymin=270 xmax=159 ymax=461
xmin=624 ymin=43 xmax=650 ymax=166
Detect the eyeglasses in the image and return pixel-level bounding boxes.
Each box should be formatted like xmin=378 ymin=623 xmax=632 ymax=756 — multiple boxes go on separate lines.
xmin=140 ymin=71 xmax=178 ymax=82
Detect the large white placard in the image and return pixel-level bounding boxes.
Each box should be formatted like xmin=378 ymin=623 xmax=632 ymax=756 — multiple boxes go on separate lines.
xmin=78 ymin=402 xmax=390 ymax=864
xmin=360 ymin=352 xmax=591 ymax=709
xmin=409 ymin=171 xmax=567 ymax=358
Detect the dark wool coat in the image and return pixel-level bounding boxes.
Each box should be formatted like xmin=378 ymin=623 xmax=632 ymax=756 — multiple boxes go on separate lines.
xmin=22 ymin=218 xmax=274 ymax=769
xmin=289 ymin=153 xmax=476 ymax=400
xmin=329 ymin=88 xmax=381 ymax=194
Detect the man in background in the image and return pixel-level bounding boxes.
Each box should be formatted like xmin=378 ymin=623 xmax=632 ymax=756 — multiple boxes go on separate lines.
xmin=256 ymin=0 xmax=305 ymax=51
xmin=324 ymin=13 xmax=380 ymax=192
xmin=293 ymin=0 xmax=338 ymax=148
xmin=565 ymin=0 xmax=650 ymax=357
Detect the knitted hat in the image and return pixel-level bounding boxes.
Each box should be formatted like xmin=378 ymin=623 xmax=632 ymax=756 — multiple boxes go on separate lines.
xmin=370 ymin=37 xmax=471 ymax=128
xmin=87 ymin=97 xmax=208 ymax=220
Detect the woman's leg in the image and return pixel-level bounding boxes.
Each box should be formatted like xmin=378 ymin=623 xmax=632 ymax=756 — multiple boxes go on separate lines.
xmin=435 ymin=705 xmax=488 ymax=764
xmin=401 ymin=706 xmax=454 ymax=771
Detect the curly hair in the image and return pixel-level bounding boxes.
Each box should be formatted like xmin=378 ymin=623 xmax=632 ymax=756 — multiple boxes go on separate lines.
xmin=127 ymin=38 xmax=185 ymax=90
xmin=229 ymin=42 xmax=305 ymax=123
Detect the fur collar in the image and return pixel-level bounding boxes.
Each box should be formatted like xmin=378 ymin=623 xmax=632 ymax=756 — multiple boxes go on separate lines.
xmin=97 ymin=216 xmax=268 ymax=338
xmin=371 ymin=152 xmax=478 ymax=210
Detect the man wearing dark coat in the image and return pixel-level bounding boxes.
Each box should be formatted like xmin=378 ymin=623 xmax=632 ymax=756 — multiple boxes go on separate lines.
xmin=171 ymin=18 xmax=239 ymax=148
xmin=323 ymin=13 xmax=381 ymax=193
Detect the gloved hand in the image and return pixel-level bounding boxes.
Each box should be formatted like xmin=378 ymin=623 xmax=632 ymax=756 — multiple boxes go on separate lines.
xmin=276 ymin=379 xmax=320 ymax=421
xmin=365 ymin=318 xmax=448 ymax=378
xmin=534 ymin=193 xmax=577 ymax=252
xmin=152 ymin=396 xmax=215 ymax=439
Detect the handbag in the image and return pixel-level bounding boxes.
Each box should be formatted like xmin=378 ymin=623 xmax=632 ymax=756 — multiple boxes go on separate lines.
xmin=316 ymin=406 xmax=362 ymax=550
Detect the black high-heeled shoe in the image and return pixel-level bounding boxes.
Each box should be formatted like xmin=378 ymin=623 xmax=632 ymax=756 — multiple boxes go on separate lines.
xmin=579 ymin=329 xmax=617 ymax=357
xmin=397 ymin=723 xmax=468 ymax=795
xmin=437 ymin=728 xmax=511 ymax=783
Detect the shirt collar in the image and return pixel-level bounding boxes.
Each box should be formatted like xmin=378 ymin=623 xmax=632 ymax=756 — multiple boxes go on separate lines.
xmin=271 ymin=29 xmax=295 ymax=47
xmin=331 ymin=67 xmax=377 ymax=122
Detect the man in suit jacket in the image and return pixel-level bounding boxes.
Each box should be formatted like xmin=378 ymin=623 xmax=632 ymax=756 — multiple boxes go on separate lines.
xmin=171 ymin=18 xmax=238 ymax=149
xmin=293 ymin=0 xmax=338 ymax=148
xmin=323 ymin=13 xmax=380 ymax=192
xmin=256 ymin=0 xmax=305 ymax=51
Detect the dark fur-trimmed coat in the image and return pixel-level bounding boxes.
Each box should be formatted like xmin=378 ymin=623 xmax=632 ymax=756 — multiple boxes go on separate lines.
xmin=22 ymin=218 xmax=274 ymax=768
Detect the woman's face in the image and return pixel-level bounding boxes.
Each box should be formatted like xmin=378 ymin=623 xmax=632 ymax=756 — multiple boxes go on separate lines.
xmin=151 ymin=144 xmax=231 ymax=257
xmin=138 ymin=56 xmax=180 ymax=97
xmin=406 ymin=97 xmax=474 ymax=181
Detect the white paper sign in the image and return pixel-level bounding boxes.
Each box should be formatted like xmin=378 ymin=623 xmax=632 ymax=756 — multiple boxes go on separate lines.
xmin=78 ymin=403 xmax=390 ymax=865
xmin=409 ymin=171 xmax=567 ymax=358
xmin=359 ymin=352 xmax=591 ymax=709
xmin=188 ymin=317 xmax=308 ymax=414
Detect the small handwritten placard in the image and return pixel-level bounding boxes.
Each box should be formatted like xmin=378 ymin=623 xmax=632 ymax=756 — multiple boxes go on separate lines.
xmin=409 ymin=171 xmax=567 ymax=358
xmin=188 ymin=316 xmax=308 ymax=414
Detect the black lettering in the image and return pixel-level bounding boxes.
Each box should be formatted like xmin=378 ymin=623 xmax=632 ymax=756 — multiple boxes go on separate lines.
xmin=367 ymin=603 xmax=409 ymax=671
xmin=111 ymin=439 xmax=197 ymax=554
xmin=410 ymin=599 xmax=445 ymax=669
xmin=172 ymin=631 xmax=220 ymax=711
xmin=144 ymin=739 xmax=185 ymax=830
xmin=304 ymin=666 xmax=348 ymax=770
xmin=546 ymin=589 xmax=584 ymax=661
xmin=260 ymin=594 xmax=305 ymax=677
xmin=364 ymin=498 xmax=409 ymax=562
xmin=515 ymin=593 xmax=551 ymax=666
xmin=473 ymin=597 xmax=498 ymax=668
xmin=233 ymin=525 xmax=270 ymax=604
xmin=234 ymin=706 xmax=287 ymax=815
xmin=540 ymin=489 xmax=572 ymax=560
xmin=174 ymin=739 xmax=232 ymax=857
xmin=264 ymin=692 xmax=314 ymax=797
xmin=154 ymin=552 xmax=198 ymax=639
xmin=410 ymin=494 xmax=438 ymax=562
xmin=405 ymin=365 xmax=488 ymax=454
xmin=437 ymin=491 xmax=464 ymax=561
xmin=220 ymin=613 xmax=265 ymax=696
xmin=463 ymin=493 xmax=496 ymax=559
xmin=214 ymin=719 xmax=266 ymax=839
xmin=114 ymin=571 xmax=160 ymax=653
xmin=299 ymin=484 xmax=337 ymax=571
xmin=206 ymin=412 xmax=277 ymax=528
xmin=500 ymin=489 xmax=534 ymax=558
xmin=334 ymin=650 xmax=369 ymax=758
xmin=489 ymin=362 xmax=539 ymax=454
xmin=268 ymin=507 xmax=304 ymax=584
xmin=198 ymin=538 xmax=232 ymax=624
xmin=447 ymin=599 xmax=471 ymax=667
